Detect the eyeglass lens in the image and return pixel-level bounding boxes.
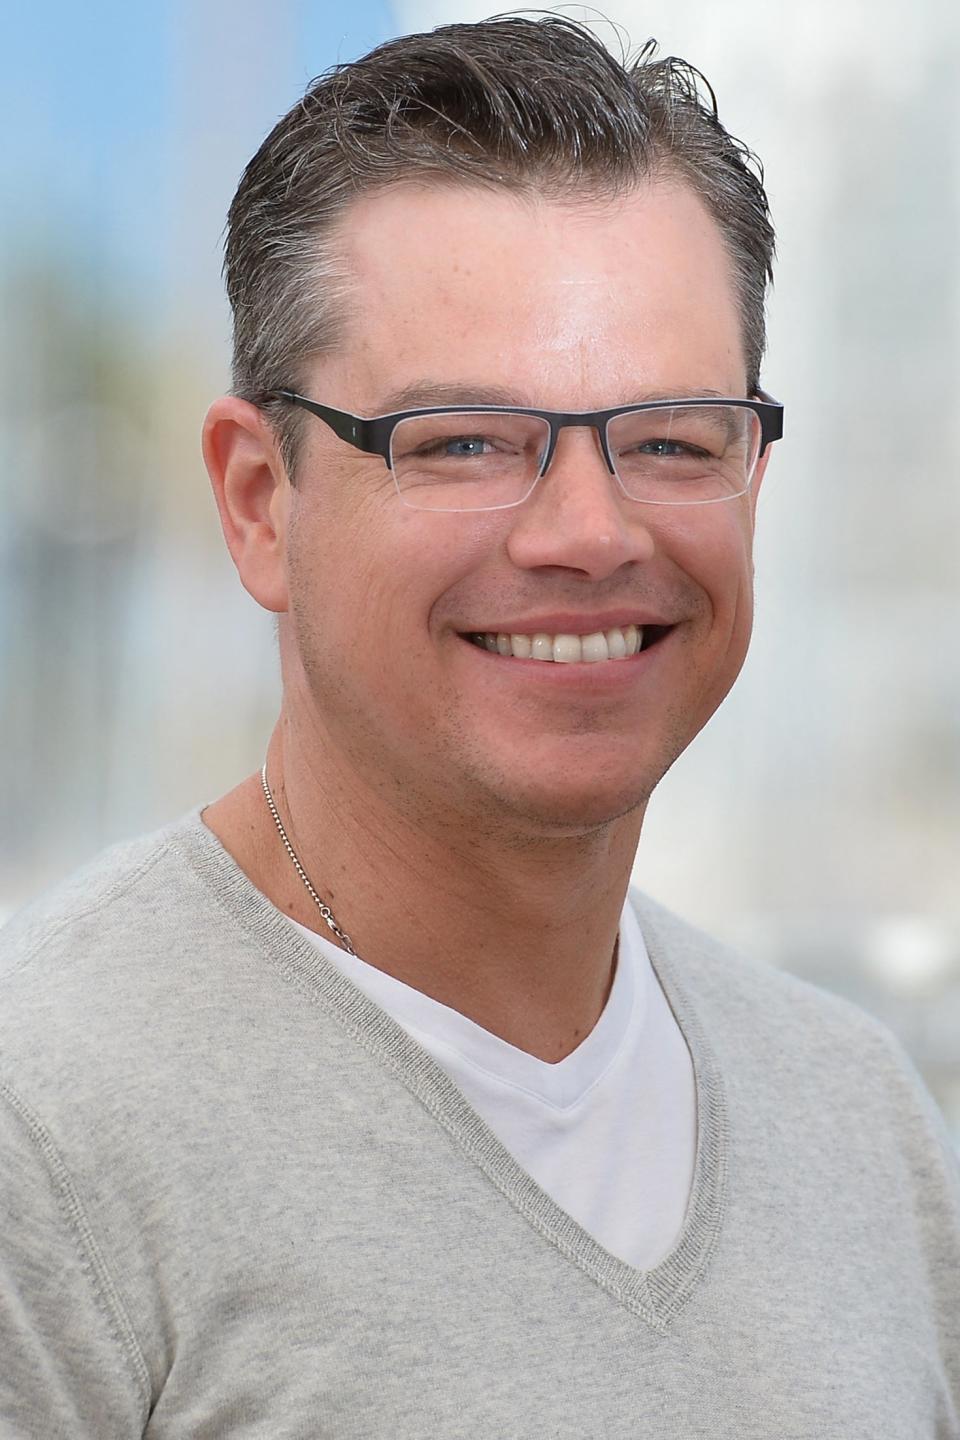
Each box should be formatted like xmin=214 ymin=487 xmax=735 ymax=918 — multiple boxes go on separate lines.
xmin=389 ymin=405 xmax=762 ymax=512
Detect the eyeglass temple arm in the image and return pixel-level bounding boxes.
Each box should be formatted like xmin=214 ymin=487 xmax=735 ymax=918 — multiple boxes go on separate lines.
xmin=753 ymin=389 xmax=784 ymax=452
xmin=274 ymin=391 xmax=367 ymax=450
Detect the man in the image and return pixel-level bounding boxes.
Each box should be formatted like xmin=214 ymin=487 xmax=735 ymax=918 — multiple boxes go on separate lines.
xmin=1 ymin=16 xmax=958 ymax=1437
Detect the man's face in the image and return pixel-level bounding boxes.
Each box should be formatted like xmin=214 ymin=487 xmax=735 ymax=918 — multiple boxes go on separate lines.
xmin=281 ymin=180 xmax=769 ymax=836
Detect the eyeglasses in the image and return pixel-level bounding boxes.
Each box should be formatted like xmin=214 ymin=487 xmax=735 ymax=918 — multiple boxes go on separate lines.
xmin=269 ymin=390 xmax=784 ymax=513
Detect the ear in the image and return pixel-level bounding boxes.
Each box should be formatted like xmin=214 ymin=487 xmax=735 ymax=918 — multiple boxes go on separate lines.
xmin=202 ymin=396 xmax=290 ymax=614
xmin=746 ymin=442 xmax=774 ymax=532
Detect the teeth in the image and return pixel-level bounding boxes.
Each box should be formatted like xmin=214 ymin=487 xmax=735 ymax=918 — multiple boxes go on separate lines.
xmin=553 ymin=634 xmax=582 ymax=664
xmin=605 ymin=627 xmax=627 ymax=659
xmin=581 ymin=631 xmax=609 ymax=663
xmin=475 ymin=624 xmax=646 ymax=661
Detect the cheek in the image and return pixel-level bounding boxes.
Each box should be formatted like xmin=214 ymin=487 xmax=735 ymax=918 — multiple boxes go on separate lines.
xmin=669 ymin=503 xmax=755 ymax=606
xmin=289 ymin=485 xmax=490 ymax=660
xmin=706 ymin=530 xmax=758 ymax=676
xmin=658 ymin=508 xmax=757 ymax=675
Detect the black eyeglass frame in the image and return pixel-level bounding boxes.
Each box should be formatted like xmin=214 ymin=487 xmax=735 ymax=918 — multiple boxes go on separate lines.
xmin=268 ymin=388 xmax=784 ymax=492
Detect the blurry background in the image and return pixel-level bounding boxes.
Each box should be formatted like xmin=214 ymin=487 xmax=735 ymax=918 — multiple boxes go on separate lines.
xmin=2 ymin=1 xmax=958 ymax=1140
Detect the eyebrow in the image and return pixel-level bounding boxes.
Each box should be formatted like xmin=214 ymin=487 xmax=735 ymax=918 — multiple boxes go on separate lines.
xmin=372 ymin=381 xmax=735 ymax=413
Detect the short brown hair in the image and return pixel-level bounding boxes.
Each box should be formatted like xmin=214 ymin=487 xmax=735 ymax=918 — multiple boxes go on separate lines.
xmin=225 ymin=15 xmax=775 ymax=474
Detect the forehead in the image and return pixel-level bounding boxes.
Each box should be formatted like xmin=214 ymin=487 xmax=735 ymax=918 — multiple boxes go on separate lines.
xmin=316 ymin=179 xmax=746 ymax=409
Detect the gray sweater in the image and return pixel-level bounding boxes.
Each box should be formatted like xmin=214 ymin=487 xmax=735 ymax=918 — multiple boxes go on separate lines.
xmin=1 ymin=811 xmax=958 ymax=1438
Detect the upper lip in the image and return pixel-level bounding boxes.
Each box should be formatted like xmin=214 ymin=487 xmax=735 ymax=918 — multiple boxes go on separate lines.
xmin=461 ymin=611 xmax=676 ymax=635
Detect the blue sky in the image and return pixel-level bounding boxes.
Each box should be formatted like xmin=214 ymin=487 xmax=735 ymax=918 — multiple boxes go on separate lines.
xmin=1 ymin=1 xmax=397 ymax=308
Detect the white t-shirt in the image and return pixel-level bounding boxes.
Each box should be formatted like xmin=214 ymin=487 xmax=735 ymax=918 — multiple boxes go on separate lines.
xmin=291 ymin=901 xmax=697 ymax=1271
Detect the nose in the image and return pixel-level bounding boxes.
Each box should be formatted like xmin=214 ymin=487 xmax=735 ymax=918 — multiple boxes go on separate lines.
xmin=505 ymin=425 xmax=656 ymax=580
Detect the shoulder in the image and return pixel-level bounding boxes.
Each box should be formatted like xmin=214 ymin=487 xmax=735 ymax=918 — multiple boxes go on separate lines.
xmin=630 ymin=886 xmax=887 ymax=1043
xmin=0 ymin=809 xmax=281 ymax=1158
xmin=0 ymin=811 xmax=243 ymax=1083
xmin=0 ymin=812 xmax=204 ymax=986
xmin=630 ymin=888 xmax=959 ymax=1174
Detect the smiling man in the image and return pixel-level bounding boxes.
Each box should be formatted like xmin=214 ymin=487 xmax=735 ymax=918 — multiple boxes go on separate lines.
xmin=1 ymin=17 xmax=958 ymax=1439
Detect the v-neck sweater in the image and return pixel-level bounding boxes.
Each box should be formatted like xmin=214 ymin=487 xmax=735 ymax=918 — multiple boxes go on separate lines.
xmin=1 ymin=810 xmax=958 ymax=1437
xmin=290 ymin=903 xmax=699 ymax=1272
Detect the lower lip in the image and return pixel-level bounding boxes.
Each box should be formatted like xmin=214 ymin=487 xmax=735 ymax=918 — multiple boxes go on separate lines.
xmin=457 ymin=633 xmax=670 ymax=692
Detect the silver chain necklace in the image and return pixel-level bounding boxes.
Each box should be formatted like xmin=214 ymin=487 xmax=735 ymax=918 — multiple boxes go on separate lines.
xmin=260 ymin=762 xmax=356 ymax=955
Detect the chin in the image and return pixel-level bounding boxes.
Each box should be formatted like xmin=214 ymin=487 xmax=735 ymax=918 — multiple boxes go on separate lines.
xmin=474 ymin=770 xmax=656 ymax=840
xmin=468 ymin=721 xmax=691 ymax=829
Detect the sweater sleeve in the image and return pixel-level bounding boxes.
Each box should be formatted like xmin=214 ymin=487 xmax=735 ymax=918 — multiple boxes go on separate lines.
xmin=0 ymin=1080 xmax=149 ymax=1437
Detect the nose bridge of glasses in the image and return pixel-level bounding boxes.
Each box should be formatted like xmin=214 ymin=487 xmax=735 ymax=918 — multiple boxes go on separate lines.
xmin=540 ymin=413 xmax=617 ymax=484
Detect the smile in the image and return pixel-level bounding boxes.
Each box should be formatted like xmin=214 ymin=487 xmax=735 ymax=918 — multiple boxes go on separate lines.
xmin=465 ymin=624 xmax=669 ymax=663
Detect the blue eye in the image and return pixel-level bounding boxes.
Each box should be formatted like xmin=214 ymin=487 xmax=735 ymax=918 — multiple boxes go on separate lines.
xmin=641 ymin=439 xmax=685 ymax=457
xmin=640 ymin=438 xmax=713 ymax=459
xmin=443 ymin=436 xmax=490 ymax=457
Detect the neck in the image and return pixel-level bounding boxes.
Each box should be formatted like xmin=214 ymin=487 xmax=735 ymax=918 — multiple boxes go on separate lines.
xmin=204 ymin=715 xmax=645 ymax=1063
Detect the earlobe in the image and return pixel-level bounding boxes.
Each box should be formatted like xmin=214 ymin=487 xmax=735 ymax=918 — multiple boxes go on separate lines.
xmin=202 ymin=397 xmax=290 ymax=614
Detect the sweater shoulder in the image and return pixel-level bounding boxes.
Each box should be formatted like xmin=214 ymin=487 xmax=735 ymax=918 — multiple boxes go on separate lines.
xmin=0 ymin=815 xmax=202 ymax=984
xmin=630 ymin=889 xmax=959 ymax=1160
xmin=630 ymin=887 xmax=904 ymax=1054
